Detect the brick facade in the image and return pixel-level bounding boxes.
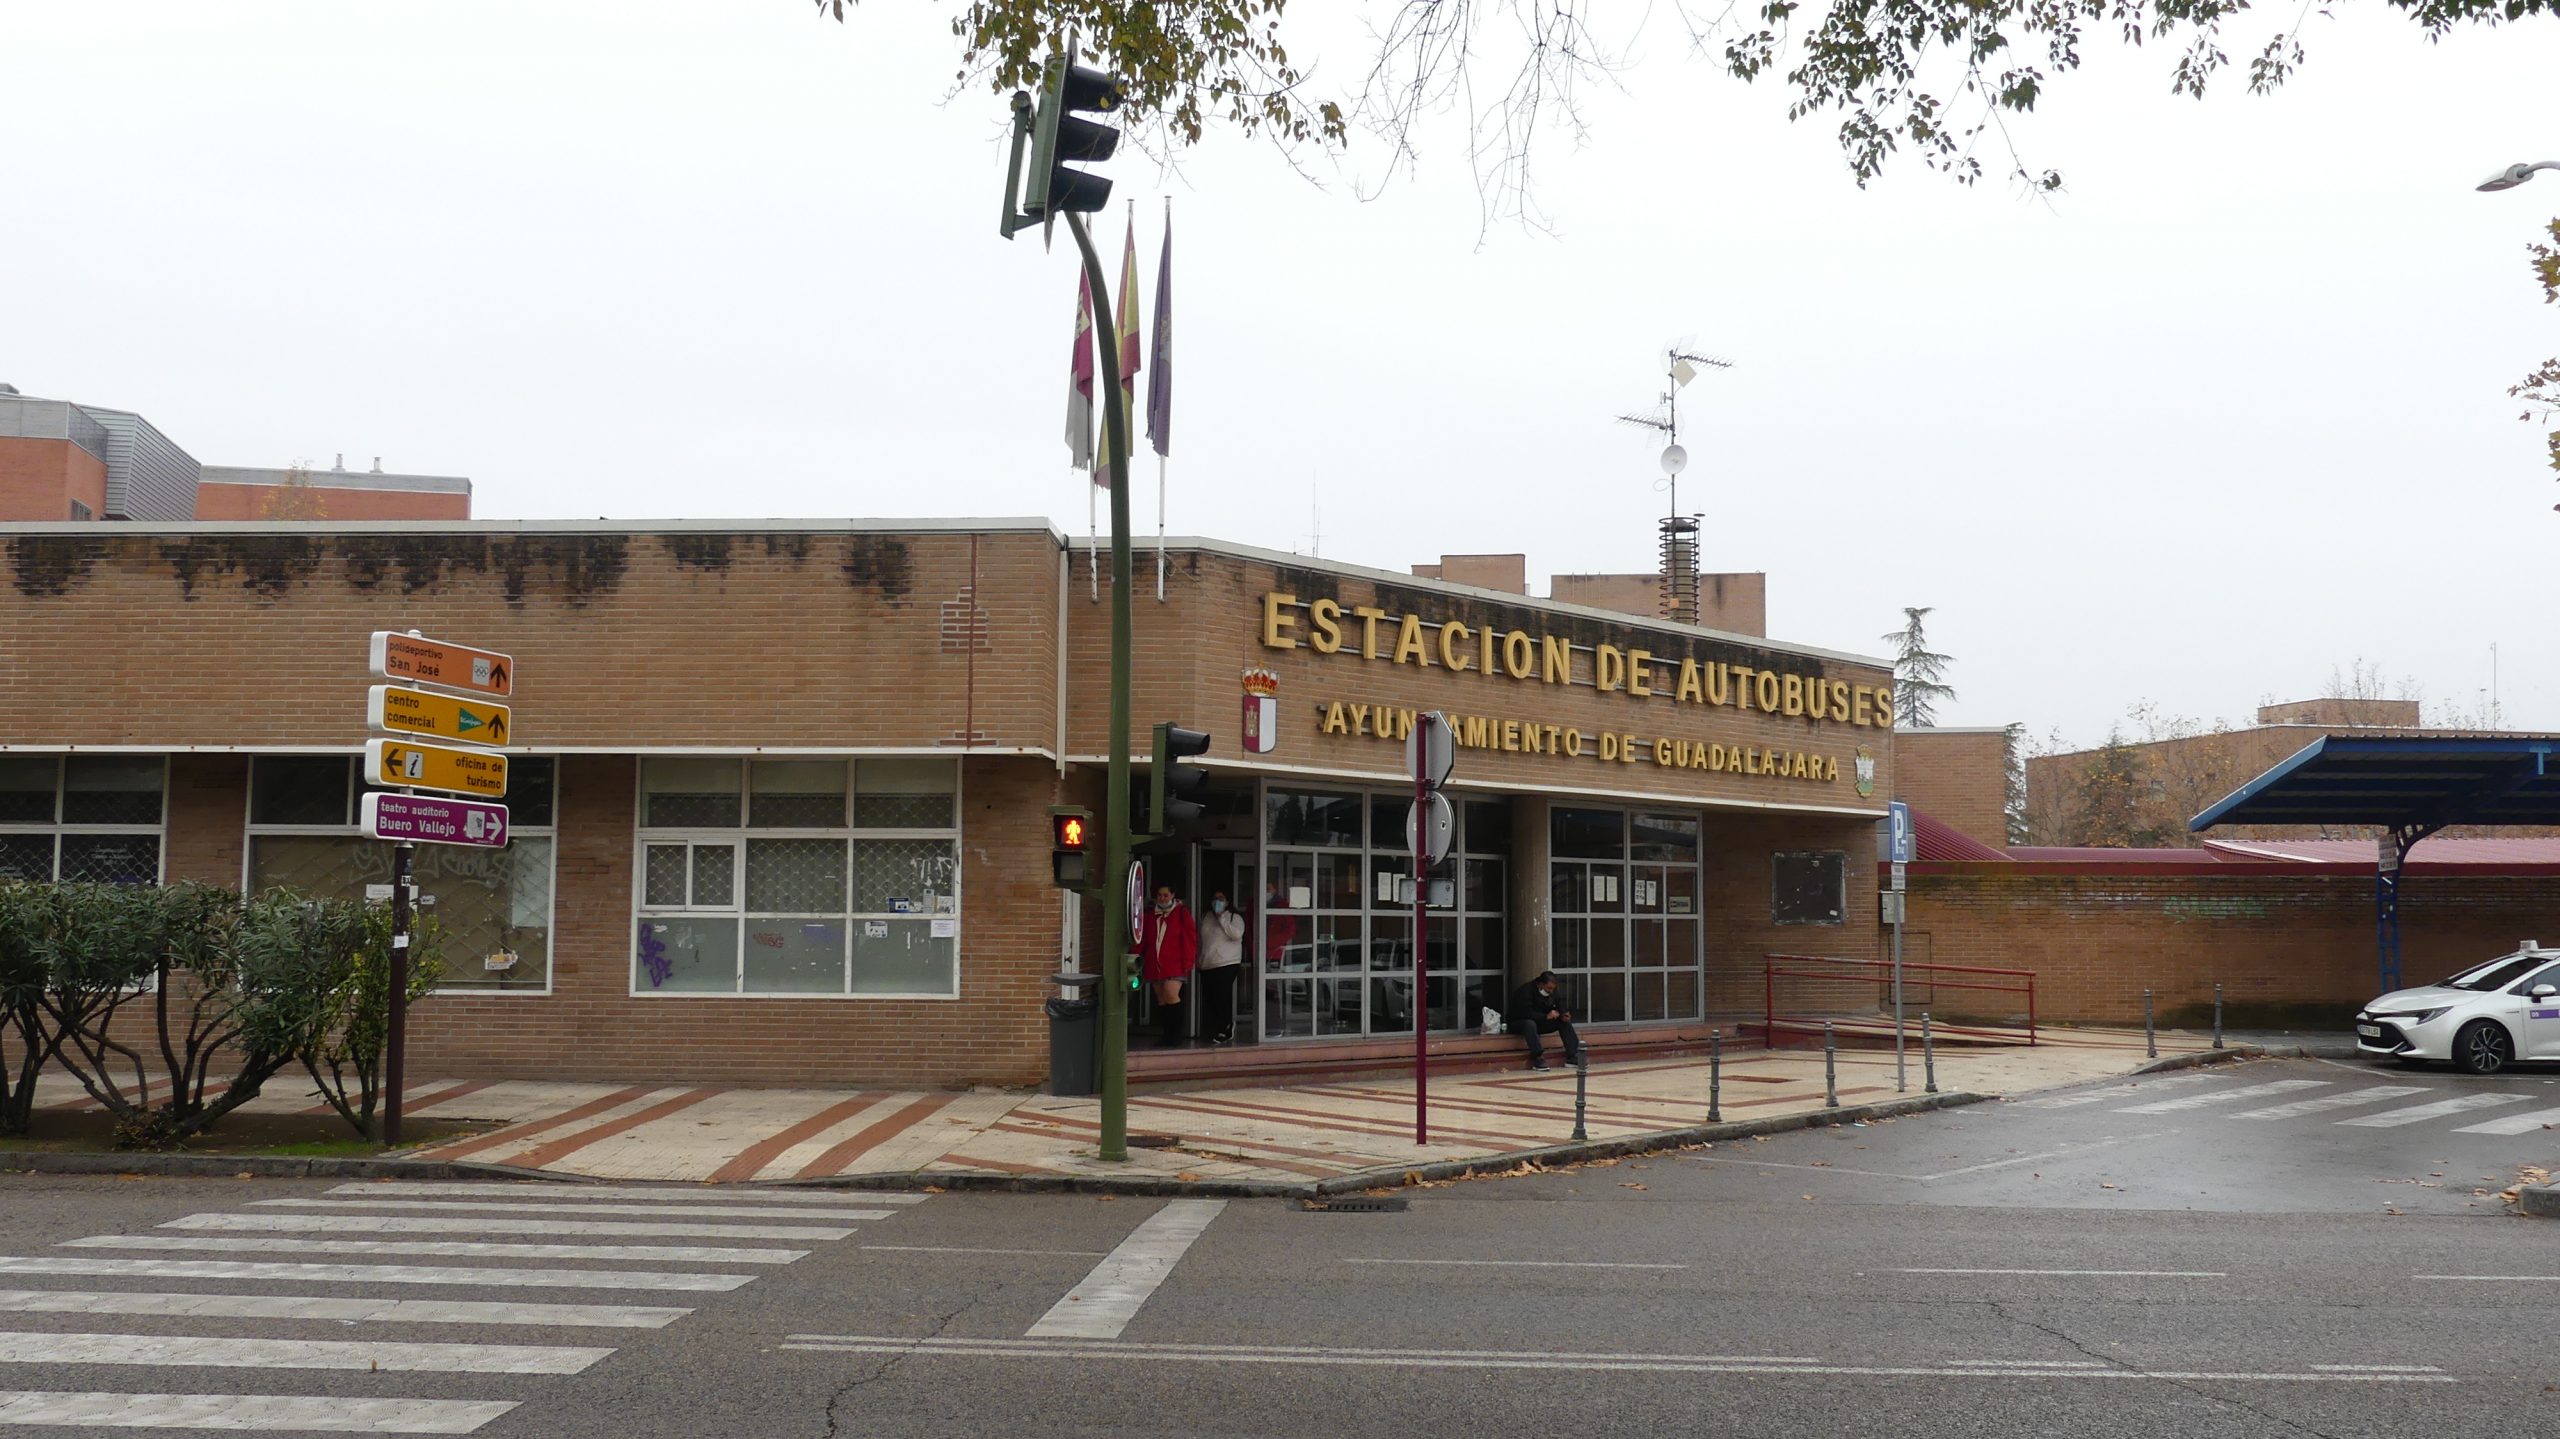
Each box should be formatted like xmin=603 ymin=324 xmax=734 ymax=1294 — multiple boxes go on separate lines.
xmin=1895 ymin=727 xmax=2013 ymax=850
xmin=0 ymin=436 xmax=107 ymax=522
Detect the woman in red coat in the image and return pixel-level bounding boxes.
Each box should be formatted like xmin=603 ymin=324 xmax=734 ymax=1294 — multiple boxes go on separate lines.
xmin=1138 ymin=884 xmax=1199 ymax=1048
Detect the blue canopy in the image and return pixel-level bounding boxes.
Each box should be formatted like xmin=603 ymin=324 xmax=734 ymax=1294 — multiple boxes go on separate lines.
xmin=2191 ymin=735 xmax=2560 ymax=833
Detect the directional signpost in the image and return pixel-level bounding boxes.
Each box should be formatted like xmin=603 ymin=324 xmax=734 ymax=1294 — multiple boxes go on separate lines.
xmin=367 ymin=630 xmax=517 ymax=1148
xmin=1886 ymin=800 xmax=1914 ymax=1092
xmin=1408 ymin=711 xmax=1454 ymax=1144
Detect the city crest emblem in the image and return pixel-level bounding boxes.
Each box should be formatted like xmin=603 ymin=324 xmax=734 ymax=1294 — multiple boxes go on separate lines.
xmin=1853 ymin=746 xmax=1877 ymax=798
xmin=1241 ymin=668 xmax=1280 ymax=755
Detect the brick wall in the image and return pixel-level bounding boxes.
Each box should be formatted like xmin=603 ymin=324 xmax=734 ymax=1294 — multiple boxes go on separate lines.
xmin=193 ymin=483 xmax=473 ymax=522
xmin=0 ymin=437 xmax=106 ymax=521
xmin=1896 ymin=728 xmax=2011 ymax=849
xmin=1905 ymin=864 xmax=2560 ymax=1025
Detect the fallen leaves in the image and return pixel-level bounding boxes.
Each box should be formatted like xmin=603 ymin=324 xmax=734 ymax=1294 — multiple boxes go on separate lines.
xmin=1619 ymin=1182 xmax=1648 ymax=1191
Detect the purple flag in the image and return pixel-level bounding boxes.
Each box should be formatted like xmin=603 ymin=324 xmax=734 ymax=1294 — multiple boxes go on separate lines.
xmin=1145 ymin=209 xmax=1172 ymax=458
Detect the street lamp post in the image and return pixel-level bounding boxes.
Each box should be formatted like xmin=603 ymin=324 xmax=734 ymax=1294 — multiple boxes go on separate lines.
xmin=2477 ymin=161 xmax=2560 ymax=193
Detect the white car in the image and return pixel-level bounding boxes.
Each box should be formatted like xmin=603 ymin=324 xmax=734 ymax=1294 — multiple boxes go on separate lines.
xmin=2356 ymin=942 xmax=2560 ymax=1074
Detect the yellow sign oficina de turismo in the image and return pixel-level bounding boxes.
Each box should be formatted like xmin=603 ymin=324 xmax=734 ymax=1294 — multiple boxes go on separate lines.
xmin=368 ymin=684 xmax=512 ymax=746
xmin=364 ymin=739 xmax=509 ymax=799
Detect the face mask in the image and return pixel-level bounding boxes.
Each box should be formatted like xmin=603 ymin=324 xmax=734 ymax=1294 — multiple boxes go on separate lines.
xmin=1155 ymin=898 xmax=1174 ymax=913
xmin=1211 ymin=900 xmax=1228 ymax=913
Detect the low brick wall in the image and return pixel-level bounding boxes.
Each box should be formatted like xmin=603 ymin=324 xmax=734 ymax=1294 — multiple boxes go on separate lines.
xmin=1905 ymin=863 xmax=2560 ymax=1026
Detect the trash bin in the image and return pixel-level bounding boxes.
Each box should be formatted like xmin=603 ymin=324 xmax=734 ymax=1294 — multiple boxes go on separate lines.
xmin=1046 ymin=970 xmax=1102 ymax=1097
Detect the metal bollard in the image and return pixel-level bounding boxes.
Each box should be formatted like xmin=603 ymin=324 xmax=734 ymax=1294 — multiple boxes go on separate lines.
xmin=1708 ymin=1028 xmax=1723 ymax=1124
xmin=2145 ymin=988 xmax=2157 ymax=1059
xmin=2213 ymin=982 xmax=2225 ymax=1050
xmin=1823 ymin=1020 xmax=1839 ymax=1109
xmin=1922 ymin=1012 xmax=1937 ymax=1094
xmin=1572 ymin=1044 xmax=1590 ymax=1141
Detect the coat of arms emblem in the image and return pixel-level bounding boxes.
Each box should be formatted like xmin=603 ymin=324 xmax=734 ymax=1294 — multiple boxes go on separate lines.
xmin=1853 ymin=746 xmax=1877 ymax=798
xmin=1241 ymin=668 xmax=1279 ymax=754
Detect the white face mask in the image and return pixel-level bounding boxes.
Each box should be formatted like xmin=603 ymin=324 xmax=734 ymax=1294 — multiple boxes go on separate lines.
xmin=1155 ymin=898 xmax=1174 ymax=913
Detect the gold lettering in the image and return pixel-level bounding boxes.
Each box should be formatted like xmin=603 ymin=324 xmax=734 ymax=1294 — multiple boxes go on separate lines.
xmin=1394 ymin=615 xmax=1429 ymax=666
xmin=1804 ymin=676 xmax=1830 ymax=721
xmin=1503 ymin=630 xmax=1534 ymax=679
xmin=1732 ymin=665 xmax=1757 ymax=711
xmin=1543 ymin=724 xmax=1562 ymax=753
xmin=1596 ymin=645 xmax=1626 ymax=693
xmin=1462 ymin=716 xmax=1490 ymax=748
xmin=1622 ymin=732 xmax=1640 ymax=764
xmin=1262 ymin=592 xmax=1299 ymax=649
xmin=1676 ymin=660 xmax=1704 ymax=704
xmin=1352 ymin=605 xmax=1389 ymax=658
xmin=1311 ymin=598 xmax=1344 ymax=654
xmin=1710 ymin=743 xmax=1727 ymax=772
xmin=1853 ymin=684 xmax=1873 ymax=727
xmin=1755 ymin=671 xmax=1782 ymax=713
xmin=1763 ymin=747 xmax=1779 ymax=775
xmin=1690 ymin=743 xmax=1709 ymax=771
xmin=1792 ymin=752 xmax=1810 ymax=779
xmin=1706 ymin=662 xmax=1731 ymax=707
xmin=1439 ymin=621 xmax=1472 ymax=672
xmin=1323 ymin=702 xmax=1347 ymax=733
xmin=1523 ymin=721 xmax=1545 ymax=755
xmin=1479 ymin=624 xmax=1495 ymax=676
xmin=1653 ymin=737 xmax=1672 ymax=766
xmin=1350 ymin=704 xmax=1371 ymax=736
xmin=1877 ymin=691 xmax=1897 ymax=728
xmin=1393 ymin=708 xmax=1416 ymax=741
xmin=1824 ymin=756 xmax=1839 ymax=782
xmin=1599 ymin=732 xmax=1620 ymax=761
xmin=1502 ymin=720 xmax=1521 ymax=752
xmin=1830 ymin=680 xmax=1851 ymax=722
xmin=1564 ymin=728 xmax=1584 ymax=757
xmin=1542 ymin=635 xmax=1573 ymax=685
xmin=1781 ymin=674 xmax=1805 ymax=717
xmin=1627 ymin=648 xmax=1655 ymax=697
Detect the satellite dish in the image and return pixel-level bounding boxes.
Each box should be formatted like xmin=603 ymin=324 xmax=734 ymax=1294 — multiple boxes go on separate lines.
xmin=1660 ymin=443 xmax=1688 ymax=478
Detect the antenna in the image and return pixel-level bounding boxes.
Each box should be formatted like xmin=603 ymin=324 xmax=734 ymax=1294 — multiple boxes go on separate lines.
xmin=1613 ymin=347 xmax=1731 ymax=624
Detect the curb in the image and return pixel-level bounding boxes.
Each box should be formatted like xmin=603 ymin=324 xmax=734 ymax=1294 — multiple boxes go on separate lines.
xmin=2131 ymin=1044 xmax=2269 ymax=1075
xmin=2520 ymin=1183 xmax=2560 ymax=1219
xmin=0 ymin=1153 xmax=575 ymax=1183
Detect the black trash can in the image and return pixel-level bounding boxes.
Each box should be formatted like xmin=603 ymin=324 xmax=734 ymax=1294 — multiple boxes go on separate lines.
xmin=1046 ymin=971 xmax=1102 ymax=1097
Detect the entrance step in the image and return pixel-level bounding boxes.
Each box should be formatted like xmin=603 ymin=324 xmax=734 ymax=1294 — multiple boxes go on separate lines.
xmin=1125 ymin=1021 xmax=1764 ymax=1092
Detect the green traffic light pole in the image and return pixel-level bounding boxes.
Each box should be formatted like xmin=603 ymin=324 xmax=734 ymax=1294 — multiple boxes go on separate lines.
xmin=1059 ymin=205 xmax=1137 ymax=1164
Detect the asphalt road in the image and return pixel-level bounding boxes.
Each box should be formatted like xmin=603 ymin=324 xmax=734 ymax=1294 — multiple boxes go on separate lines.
xmin=5 ymin=1053 xmax=2560 ymax=1438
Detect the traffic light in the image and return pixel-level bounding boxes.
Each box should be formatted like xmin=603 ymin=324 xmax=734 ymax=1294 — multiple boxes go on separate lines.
xmin=1002 ymin=57 xmax=1126 ymax=241
xmin=1049 ymin=806 xmax=1092 ymax=888
xmin=1144 ymin=723 xmax=1211 ymax=836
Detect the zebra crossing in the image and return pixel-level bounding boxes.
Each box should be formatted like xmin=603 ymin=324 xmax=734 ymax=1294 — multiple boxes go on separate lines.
xmin=0 ymin=1180 xmax=921 ymax=1433
xmin=2011 ymin=1073 xmax=2560 ymax=1135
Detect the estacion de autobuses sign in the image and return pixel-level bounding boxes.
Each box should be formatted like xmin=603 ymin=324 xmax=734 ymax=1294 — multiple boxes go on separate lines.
xmin=1258 ymin=591 xmax=1889 ymax=792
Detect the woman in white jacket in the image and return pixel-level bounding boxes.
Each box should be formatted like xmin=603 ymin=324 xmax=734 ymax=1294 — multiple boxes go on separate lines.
xmin=1197 ymin=889 xmax=1247 ymax=1045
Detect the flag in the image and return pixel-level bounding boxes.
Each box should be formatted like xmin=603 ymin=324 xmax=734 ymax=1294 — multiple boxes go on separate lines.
xmin=1066 ymin=269 xmax=1095 ymax=477
xmin=1146 ymin=206 xmax=1172 ymax=457
xmin=1103 ymin=214 xmax=1141 ymax=487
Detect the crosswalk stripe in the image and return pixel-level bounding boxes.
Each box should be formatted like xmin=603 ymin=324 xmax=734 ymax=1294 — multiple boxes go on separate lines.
xmin=0 ymin=1330 xmax=611 ymax=1375
xmin=0 ymin=1290 xmax=688 ymax=1329
xmin=2115 ymin=1080 xmax=2328 ymax=1114
xmin=323 ymin=1182 xmax=925 ymax=1206
xmin=0 ymin=1390 xmax=514 ymax=1433
xmin=162 ymin=1213 xmax=855 ymax=1242
xmin=2337 ymin=1094 xmax=2530 ymax=1128
xmin=65 ymin=1235 xmax=806 ymax=1265
xmin=0 ymin=1256 xmax=755 ymax=1292
xmin=2230 ymin=1086 xmax=2432 ymax=1120
xmin=257 ymin=1198 xmax=895 ymax=1222
xmin=2451 ymin=1104 xmax=2560 ymax=1136
xmin=2008 ymin=1094 xmax=2111 ymax=1110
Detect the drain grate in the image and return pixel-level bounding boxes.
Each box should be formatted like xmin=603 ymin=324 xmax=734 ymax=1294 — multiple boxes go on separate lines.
xmin=1310 ymin=1196 xmax=1409 ymax=1213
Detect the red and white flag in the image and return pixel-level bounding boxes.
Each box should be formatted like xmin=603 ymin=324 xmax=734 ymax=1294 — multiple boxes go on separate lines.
xmin=1065 ymin=269 xmax=1095 ymax=476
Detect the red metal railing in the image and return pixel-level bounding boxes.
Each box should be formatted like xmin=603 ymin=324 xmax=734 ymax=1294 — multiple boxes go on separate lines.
xmin=1763 ymin=953 xmax=2038 ymax=1047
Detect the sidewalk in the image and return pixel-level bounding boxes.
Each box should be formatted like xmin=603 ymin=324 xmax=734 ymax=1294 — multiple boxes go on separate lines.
xmin=13 ymin=1027 xmax=2233 ymax=1189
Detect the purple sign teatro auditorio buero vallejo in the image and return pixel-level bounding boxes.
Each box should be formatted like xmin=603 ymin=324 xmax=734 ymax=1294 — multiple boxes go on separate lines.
xmin=360 ymin=792 xmax=510 ymax=848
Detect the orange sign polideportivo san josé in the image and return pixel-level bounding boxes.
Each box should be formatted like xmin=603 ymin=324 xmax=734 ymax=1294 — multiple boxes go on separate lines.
xmin=368 ymin=631 xmax=514 ymax=698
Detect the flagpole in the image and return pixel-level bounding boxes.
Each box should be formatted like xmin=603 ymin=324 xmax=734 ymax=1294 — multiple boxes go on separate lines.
xmin=1155 ymin=450 xmax=1166 ymax=601
xmin=1088 ymin=486 xmax=1099 ymax=601
xmin=1153 ymin=195 xmax=1170 ymax=602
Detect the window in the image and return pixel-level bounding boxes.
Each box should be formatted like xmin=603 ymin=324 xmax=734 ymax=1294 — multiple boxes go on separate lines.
xmin=1548 ymin=808 xmax=1703 ymax=1024
xmin=244 ymin=755 xmax=557 ymax=992
xmin=633 ymin=757 xmax=960 ymax=998
xmin=0 ymin=756 xmax=165 ymax=884
xmin=1773 ymin=851 xmax=1847 ymax=926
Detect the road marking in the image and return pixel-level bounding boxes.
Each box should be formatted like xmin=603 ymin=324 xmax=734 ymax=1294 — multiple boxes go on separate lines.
xmin=2449 ymin=1104 xmax=2560 ymax=1135
xmin=258 ymin=1198 xmax=894 ymax=1222
xmin=160 ymin=1213 xmax=853 ymax=1242
xmin=1345 ymin=1259 xmax=1688 ymax=1270
xmin=2005 ymin=1094 xmax=2111 ymax=1109
xmin=794 ymin=1335 xmax=1826 ymax=1363
xmin=2336 ymin=1094 xmax=2529 ymax=1128
xmin=2311 ymin=1364 xmax=2443 ymax=1373
xmin=2010 ymin=1076 xmax=2216 ymax=1109
xmin=1026 ymin=1199 xmax=1225 ymax=1340
xmin=775 ymin=1334 xmax=2455 ymax=1384
xmin=2115 ymin=1080 xmax=2328 ymax=1114
xmin=66 ymin=1235 xmax=805 ymax=1265
xmin=1919 ymin=1133 xmax=2172 ymax=1181
xmin=2413 ymin=1274 xmax=2560 ymax=1283
xmin=0 ymin=1255 xmax=754 ymax=1292
xmin=322 ymin=1182 xmax=925 ymax=1205
xmin=1896 ymin=1269 xmax=2225 ymax=1278
xmin=0 ymin=1390 xmax=514 ymax=1433
xmin=0 ymin=1290 xmax=687 ymax=1328
xmin=861 ymin=1245 xmax=1107 ymax=1258
xmin=0 ymin=1330 xmax=610 ymax=1375
xmin=2230 ymin=1086 xmax=2431 ymax=1119
xmin=1970 ymin=1359 xmax=2113 ymax=1368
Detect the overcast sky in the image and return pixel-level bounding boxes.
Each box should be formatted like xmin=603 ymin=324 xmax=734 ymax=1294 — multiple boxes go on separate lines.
xmin=5 ymin=2 xmax=2553 ymax=747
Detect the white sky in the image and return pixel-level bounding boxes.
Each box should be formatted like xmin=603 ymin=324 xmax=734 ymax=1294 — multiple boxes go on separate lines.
xmin=4 ymin=2 xmax=2554 ymax=747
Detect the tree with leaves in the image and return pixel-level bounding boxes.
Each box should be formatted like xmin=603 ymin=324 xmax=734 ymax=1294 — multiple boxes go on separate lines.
xmin=301 ymin=902 xmax=443 ymax=1142
xmin=1882 ymin=606 xmax=1957 ymax=728
xmin=811 ymin=0 xmax=2552 ymax=206
xmin=2517 ymin=220 xmax=2560 ymax=493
